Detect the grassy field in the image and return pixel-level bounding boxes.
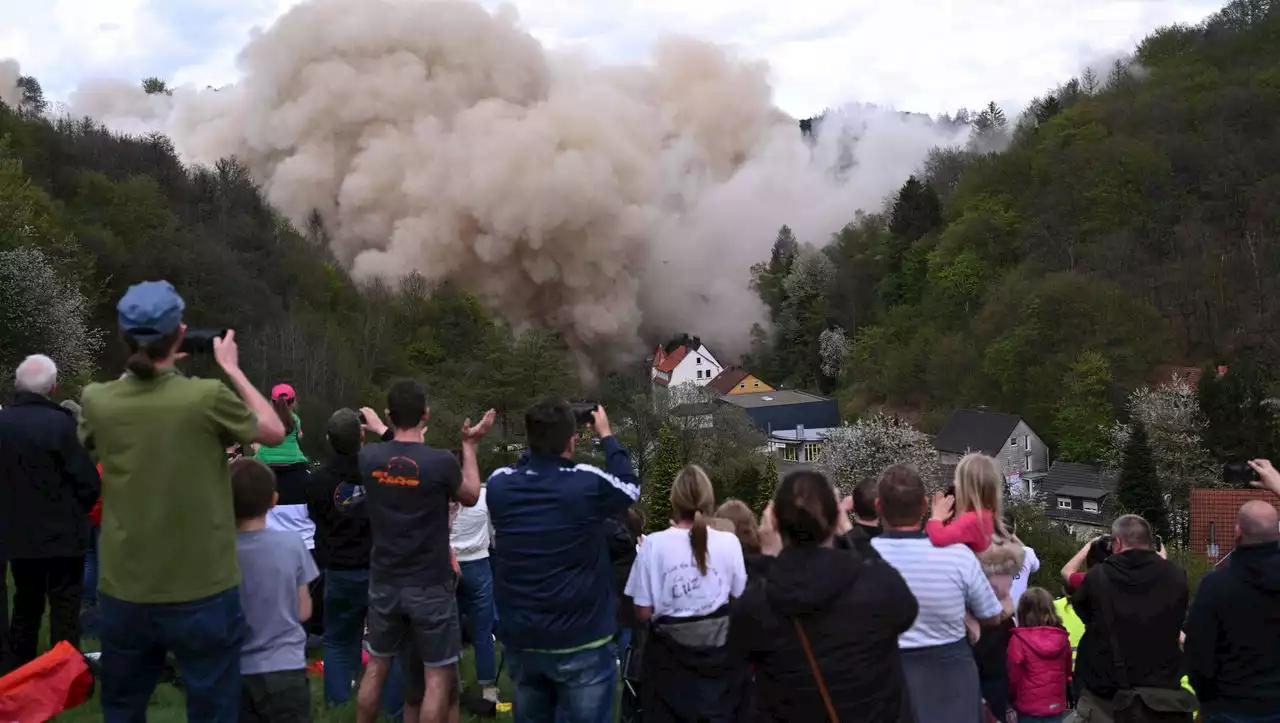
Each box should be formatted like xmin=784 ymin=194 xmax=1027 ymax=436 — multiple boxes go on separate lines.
xmin=54 ymin=639 xmax=516 ymax=722
xmin=5 ymin=574 xmax=516 ymax=722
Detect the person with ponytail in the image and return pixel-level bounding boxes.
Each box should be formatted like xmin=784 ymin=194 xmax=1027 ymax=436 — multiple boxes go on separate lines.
xmin=624 ymin=465 xmax=748 ymax=722
xmin=253 ymin=384 xmax=322 ymax=636
xmin=79 ymin=280 xmax=286 ymax=722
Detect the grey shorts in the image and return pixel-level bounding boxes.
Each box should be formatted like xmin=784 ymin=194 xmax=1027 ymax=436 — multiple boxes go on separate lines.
xmin=365 ymin=578 xmax=461 ymax=668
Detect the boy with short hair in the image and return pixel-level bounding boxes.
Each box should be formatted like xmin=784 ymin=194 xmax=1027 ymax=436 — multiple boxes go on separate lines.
xmin=231 ymin=458 xmax=319 ymax=723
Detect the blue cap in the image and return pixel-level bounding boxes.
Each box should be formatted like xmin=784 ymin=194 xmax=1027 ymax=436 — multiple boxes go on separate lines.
xmin=117 ymin=281 xmax=185 ymax=341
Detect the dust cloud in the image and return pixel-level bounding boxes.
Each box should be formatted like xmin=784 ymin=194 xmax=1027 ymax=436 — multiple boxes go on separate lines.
xmin=16 ymin=0 xmax=973 ymax=371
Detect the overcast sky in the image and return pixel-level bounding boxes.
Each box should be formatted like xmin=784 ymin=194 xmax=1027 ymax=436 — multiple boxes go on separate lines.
xmin=0 ymin=0 xmax=1225 ymax=118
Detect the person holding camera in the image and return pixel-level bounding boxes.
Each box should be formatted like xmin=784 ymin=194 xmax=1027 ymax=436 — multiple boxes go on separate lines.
xmin=1068 ymin=515 xmax=1194 ymax=723
xmin=79 ymin=280 xmax=286 ymax=723
xmin=486 ymin=400 xmax=640 ymax=723
xmin=1183 ymin=459 xmax=1280 ymax=723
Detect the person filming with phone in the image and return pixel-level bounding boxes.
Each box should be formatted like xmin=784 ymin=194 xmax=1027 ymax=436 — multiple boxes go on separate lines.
xmin=78 ymin=280 xmax=286 ymax=723
xmin=486 ymin=400 xmax=641 ymax=723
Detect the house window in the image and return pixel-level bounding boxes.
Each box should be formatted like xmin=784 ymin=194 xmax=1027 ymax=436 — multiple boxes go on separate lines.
xmin=1025 ymin=435 xmax=1032 ymax=451
xmin=804 ymin=443 xmax=822 ymax=462
xmin=696 ymin=357 xmax=702 ymax=365
xmin=1208 ymin=522 xmax=1219 ymax=558
xmin=1025 ymin=453 xmax=1033 ymax=471
xmin=783 ymin=445 xmax=798 ymax=462
xmin=1057 ymin=497 xmax=1072 ymax=509
xmin=1083 ymin=500 xmax=1099 ymax=514
xmin=1010 ymin=437 xmax=1017 ymax=448
xmin=752 ymin=381 xmax=759 ymax=387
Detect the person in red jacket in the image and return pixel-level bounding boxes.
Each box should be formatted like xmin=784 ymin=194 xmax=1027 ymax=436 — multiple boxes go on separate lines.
xmin=1008 ymin=587 xmax=1073 ymax=723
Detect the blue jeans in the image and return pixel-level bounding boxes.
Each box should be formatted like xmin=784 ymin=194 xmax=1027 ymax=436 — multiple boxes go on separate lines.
xmin=458 ymin=559 xmax=497 ymax=685
xmin=507 ymin=643 xmax=617 ymax=723
xmin=99 ymin=587 xmax=246 ymax=723
xmin=83 ymin=527 xmax=100 ymax=608
xmin=322 ymin=568 xmax=403 ymax=717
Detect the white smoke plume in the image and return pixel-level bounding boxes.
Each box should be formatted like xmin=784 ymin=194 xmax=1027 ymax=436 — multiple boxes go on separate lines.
xmin=56 ymin=0 xmax=971 ymax=372
xmin=0 ymin=59 xmax=22 ymax=108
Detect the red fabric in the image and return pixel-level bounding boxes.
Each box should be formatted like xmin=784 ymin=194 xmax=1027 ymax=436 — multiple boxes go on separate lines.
xmin=925 ymin=509 xmax=994 ymax=553
xmin=0 ymin=641 xmax=94 ymax=721
xmin=1007 ymin=625 xmax=1072 ymax=717
xmin=87 ymin=464 xmax=104 ymax=526
xmin=1066 ymin=571 xmax=1086 ymax=592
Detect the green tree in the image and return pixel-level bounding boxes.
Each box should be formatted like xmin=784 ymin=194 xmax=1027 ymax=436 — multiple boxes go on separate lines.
xmin=1052 ymin=350 xmax=1114 ymax=462
xmin=749 ymin=225 xmax=799 ymax=321
xmin=644 ymin=426 xmax=682 ymax=532
xmin=1116 ymin=424 xmax=1169 ymax=540
xmin=142 ymin=77 xmax=172 ymax=96
xmin=888 ymin=176 xmax=942 ymax=243
xmin=1199 ymin=358 xmax=1280 ymax=466
xmin=756 ymin=454 xmax=778 ymax=515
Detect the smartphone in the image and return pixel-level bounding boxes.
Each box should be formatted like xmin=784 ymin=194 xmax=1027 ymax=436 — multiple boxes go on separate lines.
xmin=180 ymin=328 xmax=227 ymax=355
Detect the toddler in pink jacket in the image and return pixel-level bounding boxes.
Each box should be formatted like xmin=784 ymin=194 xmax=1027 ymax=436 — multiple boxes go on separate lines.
xmin=1008 ymin=588 xmax=1073 ymax=723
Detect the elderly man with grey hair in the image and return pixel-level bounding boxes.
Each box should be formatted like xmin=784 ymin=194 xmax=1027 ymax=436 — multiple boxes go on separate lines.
xmin=1067 ymin=513 xmax=1195 ymax=722
xmin=1184 ymin=461 xmax=1280 ymax=722
xmin=0 ymin=354 xmax=101 ymax=672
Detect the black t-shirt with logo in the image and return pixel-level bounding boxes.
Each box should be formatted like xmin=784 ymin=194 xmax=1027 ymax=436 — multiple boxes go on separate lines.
xmin=359 ymin=441 xmax=461 ymax=586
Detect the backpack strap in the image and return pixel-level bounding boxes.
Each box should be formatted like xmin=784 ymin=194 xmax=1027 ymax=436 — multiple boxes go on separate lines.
xmin=793 ymin=618 xmax=839 ymax=723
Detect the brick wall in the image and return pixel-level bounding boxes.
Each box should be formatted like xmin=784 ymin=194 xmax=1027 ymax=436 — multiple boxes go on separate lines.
xmin=1189 ymin=488 xmax=1280 ymax=562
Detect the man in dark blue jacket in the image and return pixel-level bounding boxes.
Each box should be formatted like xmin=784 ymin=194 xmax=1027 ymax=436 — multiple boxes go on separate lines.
xmin=0 ymin=354 xmax=100 ymax=671
xmin=487 ymin=400 xmax=640 ymax=723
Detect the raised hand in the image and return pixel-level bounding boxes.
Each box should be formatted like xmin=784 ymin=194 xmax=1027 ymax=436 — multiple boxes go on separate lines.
xmin=931 ymin=490 xmax=955 ymax=521
xmin=1248 ymin=459 xmax=1280 ymax=498
xmin=462 ymin=409 xmax=497 ymax=444
xmin=212 ymin=329 xmax=240 ymax=373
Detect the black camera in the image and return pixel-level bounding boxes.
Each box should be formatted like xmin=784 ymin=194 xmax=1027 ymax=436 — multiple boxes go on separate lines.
xmin=1224 ymin=461 xmax=1259 ymax=485
xmin=570 ymin=401 xmax=599 ymax=425
xmin=180 ymin=328 xmax=227 ymax=355
xmin=944 ymin=484 xmax=955 ymax=497
xmin=1087 ymin=534 xmax=1114 ymax=567
xmin=358 ymin=410 xmax=369 ymax=425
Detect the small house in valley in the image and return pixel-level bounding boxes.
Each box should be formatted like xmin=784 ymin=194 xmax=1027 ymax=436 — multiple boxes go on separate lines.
xmin=650 ymin=334 xmax=723 ymax=389
xmin=934 ymin=409 xmax=1050 ymax=475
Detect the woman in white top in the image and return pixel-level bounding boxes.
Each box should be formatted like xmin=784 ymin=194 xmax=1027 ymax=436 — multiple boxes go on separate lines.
xmin=625 ymin=465 xmax=748 ymax=722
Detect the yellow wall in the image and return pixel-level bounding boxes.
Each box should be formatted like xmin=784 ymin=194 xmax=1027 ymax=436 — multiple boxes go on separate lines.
xmin=725 ymin=374 xmax=774 ymax=395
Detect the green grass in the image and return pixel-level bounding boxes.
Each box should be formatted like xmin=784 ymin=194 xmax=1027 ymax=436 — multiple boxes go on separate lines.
xmin=54 ymin=639 xmax=516 ymax=722
xmin=6 ymin=574 xmax=516 ymax=722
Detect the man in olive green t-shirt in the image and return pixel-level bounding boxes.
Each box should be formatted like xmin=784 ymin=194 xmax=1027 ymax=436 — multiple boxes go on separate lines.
xmin=80 ymin=280 xmax=285 ymax=723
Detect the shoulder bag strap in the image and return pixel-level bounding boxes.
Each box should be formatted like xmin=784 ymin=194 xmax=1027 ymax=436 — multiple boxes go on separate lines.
xmin=1091 ymin=568 xmax=1130 ymax=690
xmin=793 ymin=618 xmax=839 ymax=723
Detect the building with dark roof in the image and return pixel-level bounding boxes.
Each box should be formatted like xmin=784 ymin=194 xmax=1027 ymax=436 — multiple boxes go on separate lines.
xmin=650 ymin=334 xmax=723 ymax=388
xmin=1041 ymin=461 xmax=1111 ymax=535
xmin=1190 ymin=488 xmax=1280 ymax=565
xmin=722 ymin=390 xmax=839 ymax=435
xmin=934 ymin=409 xmax=1049 ymax=475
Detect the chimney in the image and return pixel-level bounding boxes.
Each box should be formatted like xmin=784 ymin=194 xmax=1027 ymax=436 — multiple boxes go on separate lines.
xmin=797 ymin=424 xmax=806 ymax=460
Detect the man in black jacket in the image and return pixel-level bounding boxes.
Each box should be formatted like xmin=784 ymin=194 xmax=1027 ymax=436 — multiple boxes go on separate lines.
xmin=306 ymin=407 xmax=406 ymax=716
xmin=0 ymin=354 xmax=100 ymax=670
xmin=1184 ymin=461 xmax=1280 ymax=722
xmin=1071 ymin=514 xmax=1189 ymax=720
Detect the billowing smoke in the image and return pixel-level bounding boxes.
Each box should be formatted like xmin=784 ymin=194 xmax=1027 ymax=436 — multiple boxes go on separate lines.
xmin=0 ymin=59 xmax=21 ymax=108
xmin=43 ymin=0 xmax=972 ymax=371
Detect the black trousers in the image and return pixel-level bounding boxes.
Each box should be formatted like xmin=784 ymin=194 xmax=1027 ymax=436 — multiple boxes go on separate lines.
xmin=0 ymin=558 xmax=9 ymax=674
xmin=9 ymin=556 xmax=85 ymax=665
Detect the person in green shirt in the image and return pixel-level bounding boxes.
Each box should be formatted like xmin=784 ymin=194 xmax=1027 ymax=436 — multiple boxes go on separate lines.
xmin=80 ymin=280 xmax=285 ymax=723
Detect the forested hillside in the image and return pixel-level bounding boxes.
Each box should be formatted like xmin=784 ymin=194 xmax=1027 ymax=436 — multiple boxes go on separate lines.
xmin=0 ymin=102 xmax=582 ymax=463
xmin=749 ymin=0 xmax=1280 ymax=444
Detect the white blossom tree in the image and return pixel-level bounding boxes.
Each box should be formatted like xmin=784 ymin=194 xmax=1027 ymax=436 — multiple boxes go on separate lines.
xmin=1102 ymin=375 xmax=1218 ymax=544
xmin=817 ymin=413 xmax=940 ymax=495
xmin=819 ymin=326 xmax=850 ymax=378
xmin=0 ymin=245 xmax=104 ymax=382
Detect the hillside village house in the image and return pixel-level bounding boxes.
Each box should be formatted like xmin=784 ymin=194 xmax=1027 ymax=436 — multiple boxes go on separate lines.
xmin=707 ymin=368 xmax=775 ymax=396
xmin=934 ymin=409 xmax=1050 ymax=479
xmin=1041 ymin=461 xmax=1112 ymax=538
xmin=650 ymin=334 xmax=723 ymax=388
xmin=1190 ymin=488 xmax=1280 ymax=565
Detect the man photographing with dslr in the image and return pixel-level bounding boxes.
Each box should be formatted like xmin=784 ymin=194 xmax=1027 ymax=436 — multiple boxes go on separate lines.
xmin=1068 ymin=515 xmax=1194 ymax=722
xmin=486 ymin=400 xmax=640 ymax=723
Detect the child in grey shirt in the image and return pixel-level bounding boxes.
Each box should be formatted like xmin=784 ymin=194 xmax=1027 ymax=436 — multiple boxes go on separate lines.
xmin=231 ymin=458 xmax=319 ymax=723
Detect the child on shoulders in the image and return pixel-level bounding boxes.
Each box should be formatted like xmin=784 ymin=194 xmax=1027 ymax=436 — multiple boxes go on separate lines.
xmin=231 ymin=458 xmax=320 ymax=723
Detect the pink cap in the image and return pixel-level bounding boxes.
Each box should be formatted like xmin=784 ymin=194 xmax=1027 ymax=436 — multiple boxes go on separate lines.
xmin=271 ymin=383 xmax=296 ymax=401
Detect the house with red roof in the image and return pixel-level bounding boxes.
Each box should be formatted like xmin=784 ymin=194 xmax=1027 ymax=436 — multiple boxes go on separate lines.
xmin=650 ymin=334 xmax=723 ymax=389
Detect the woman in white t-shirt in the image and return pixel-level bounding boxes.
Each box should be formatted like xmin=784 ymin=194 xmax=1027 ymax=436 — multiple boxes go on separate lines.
xmin=625 ymin=465 xmax=748 ymax=721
